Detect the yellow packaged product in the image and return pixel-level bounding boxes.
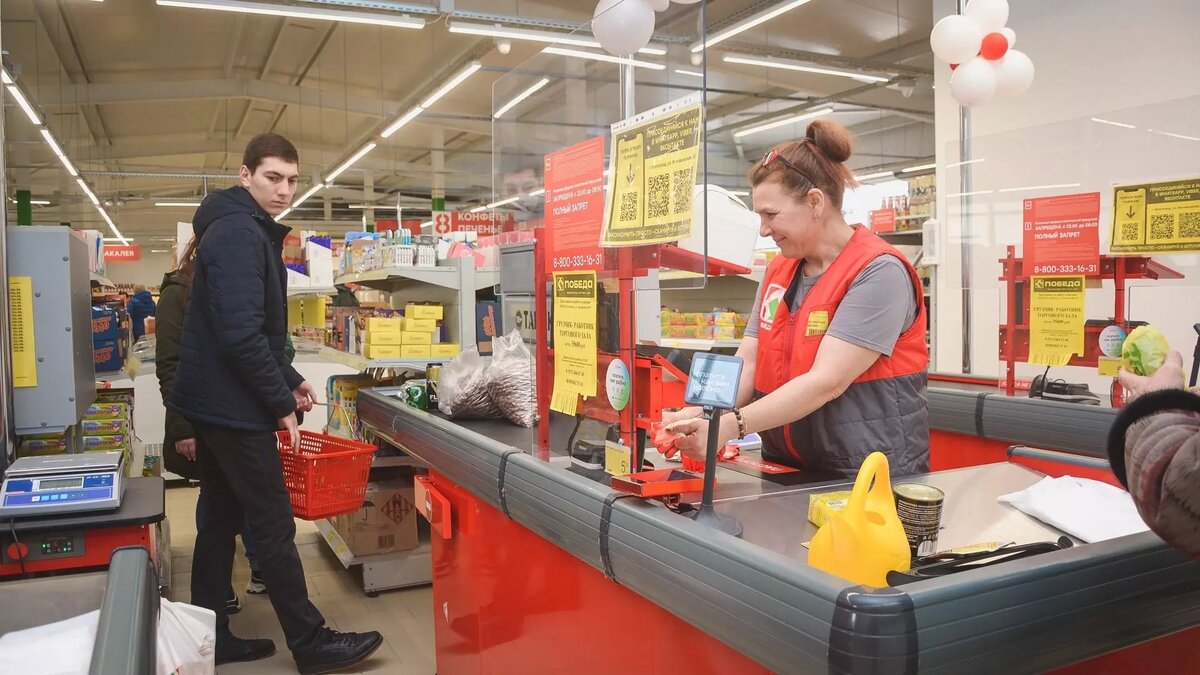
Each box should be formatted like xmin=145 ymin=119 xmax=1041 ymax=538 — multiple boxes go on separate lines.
xmin=365 ymin=317 xmax=403 ymax=333
xmin=430 ymin=344 xmax=461 ymax=358
xmin=365 ymin=331 xmax=403 ymax=345
xmin=400 ymin=331 xmax=432 ymax=345
xmin=406 ymin=304 xmax=444 ymax=320
xmin=405 ymin=318 xmax=437 ymax=333
xmin=365 ymin=345 xmax=402 ymax=358
xmin=400 ymin=345 xmax=432 ymax=358
xmin=807 ymin=490 xmax=853 ymax=528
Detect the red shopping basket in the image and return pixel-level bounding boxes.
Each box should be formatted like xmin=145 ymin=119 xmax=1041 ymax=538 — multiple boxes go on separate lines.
xmin=276 ymin=430 xmax=376 ymax=520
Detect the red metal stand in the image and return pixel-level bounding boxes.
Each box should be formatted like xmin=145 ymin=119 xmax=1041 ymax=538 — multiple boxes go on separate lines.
xmin=533 ymin=236 xmax=750 ymax=459
xmin=998 ymin=246 xmax=1183 ymax=401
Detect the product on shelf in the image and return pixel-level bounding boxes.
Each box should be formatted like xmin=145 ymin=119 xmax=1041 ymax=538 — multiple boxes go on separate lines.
xmin=430 ymin=344 xmax=460 ymax=358
xmin=404 ymin=318 xmax=437 ymax=333
xmin=400 ymin=345 xmax=432 ymax=358
xmin=475 ymin=301 xmax=501 ymax=355
xmin=364 ymin=345 xmax=403 ymax=359
xmin=406 ymin=303 xmax=444 ymax=320
xmin=365 ymin=317 xmax=403 ymax=333
xmin=399 ymin=331 xmax=432 ymax=346
xmin=364 ymin=331 xmax=403 ymax=346
xmin=328 ymin=478 xmax=419 ymax=556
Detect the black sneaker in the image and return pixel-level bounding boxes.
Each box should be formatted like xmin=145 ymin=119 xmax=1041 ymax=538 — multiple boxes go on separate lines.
xmin=215 ymin=628 xmax=275 ymax=666
xmin=225 ymin=591 xmax=242 ymax=615
xmin=295 ymin=627 xmax=384 ymax=675
xmin=246 ymin=571 xmax=267 ymax=594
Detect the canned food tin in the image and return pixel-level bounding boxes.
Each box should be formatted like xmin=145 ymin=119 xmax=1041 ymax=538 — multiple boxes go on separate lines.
xmin=893 ymin=482 xmax=945 ymax=559
xmin=425 ymin=366 xmax=441 ymax=408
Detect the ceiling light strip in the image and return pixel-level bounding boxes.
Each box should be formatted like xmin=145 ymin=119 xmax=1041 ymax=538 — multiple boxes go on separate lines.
xmin=382 ymin=106 xmax=424 ymax=138
xmin=691 ymin=0 xmax=814 ymax=53
xmin=495 ymin=77 xmax=550 ymax=118
xmin=446 ymin=20 xmax=666 ymax=55
xmin=723 ymin=55 xmax=890 ymax=84
xmin=733 ymin=106 xmax=834 ymax=138
xmin=325 ymin=142 xmax=378 ymax=184
xmin=901 ymin=163 xmax=937 ymax=173
xmin=543 ymin=47 xmax=664 ymax=71
xmin=421 ymin=62 xmax=482 ymax=109
xmin=155 ymin=0 xmax=425 ymax=29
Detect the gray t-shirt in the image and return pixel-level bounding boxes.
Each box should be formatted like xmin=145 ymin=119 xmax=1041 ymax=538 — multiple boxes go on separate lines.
xmin=745 ymin=255 xmax=919 ymax=356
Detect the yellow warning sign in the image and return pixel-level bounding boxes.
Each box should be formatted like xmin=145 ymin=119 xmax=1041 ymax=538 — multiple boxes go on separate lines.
xmin=9 ymin=276 xmax=37 ymax=387
xmin=1110 ymin=178 xmax=1200 ymax=253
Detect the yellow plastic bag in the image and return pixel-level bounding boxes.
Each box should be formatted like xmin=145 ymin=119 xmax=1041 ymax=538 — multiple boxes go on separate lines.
xmin=808 ymin=452 xmax=911 ymax=586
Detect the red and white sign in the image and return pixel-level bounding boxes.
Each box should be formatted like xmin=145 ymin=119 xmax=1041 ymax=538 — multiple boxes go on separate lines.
xmin=103 ymin=245 xmax=141 ymax=262
xmin=869 ymin=208 xmax=897 ymax=233
xmin=1022 ymin=192 xmax=1101 ymax=276
xmin=544 ymin=136 xmax=606 ymax=272
xmin=432 ymin=210 xmax=517 ymax=236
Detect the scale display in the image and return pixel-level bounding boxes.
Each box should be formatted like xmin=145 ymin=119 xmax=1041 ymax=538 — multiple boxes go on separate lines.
xmin=0 ymin=452 xmax=125 ymax=517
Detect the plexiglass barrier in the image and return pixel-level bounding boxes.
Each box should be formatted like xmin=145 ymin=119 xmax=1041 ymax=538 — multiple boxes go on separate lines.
xmin=937 ymin=94 xmax=1200 ymax=401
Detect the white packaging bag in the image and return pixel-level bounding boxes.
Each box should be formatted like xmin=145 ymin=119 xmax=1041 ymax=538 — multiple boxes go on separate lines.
xmin=157 ymin=598 xmax=216 ymax=675
xmin=998 ymin=475 xmax=1150 ymax=543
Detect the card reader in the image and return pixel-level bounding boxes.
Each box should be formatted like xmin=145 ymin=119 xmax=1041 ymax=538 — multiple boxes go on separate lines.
xmin=0 ymin=453 xmax=126 ymax=518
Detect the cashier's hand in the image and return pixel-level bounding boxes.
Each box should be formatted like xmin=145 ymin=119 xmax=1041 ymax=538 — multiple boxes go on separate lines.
xmin=671 ymin=414 xmax=737 ymax=462
xmin=293 ymin=381 xmax=317 ymax=414
xmin=661 ymin=406 xmax=703 ymax=427
xmin=1119 ymin=351 xmax=1188 ymax=401
xmin=175 ymin=437 xmax=197 ymax=462
xmin=278 ymin=413 xmax=301 ymax=452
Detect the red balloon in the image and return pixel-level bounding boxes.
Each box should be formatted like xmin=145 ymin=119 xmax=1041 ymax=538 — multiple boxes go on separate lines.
xmin=950 ymin=63 xmax=959 ymax=71
xmin=980 ymin=32 xmax=1009 ymax=61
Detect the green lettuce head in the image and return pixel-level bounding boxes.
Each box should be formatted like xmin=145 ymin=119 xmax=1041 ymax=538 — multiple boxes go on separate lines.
xmin=1121 ymin=325 xmax=1171 ymax=376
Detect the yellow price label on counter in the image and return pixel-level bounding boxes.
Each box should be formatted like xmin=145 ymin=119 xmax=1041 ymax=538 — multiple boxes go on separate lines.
xmin=605 ymin=440 xmax=631 ymax=477
xmin=1098 ymin=356 xmax=1123 ymax=377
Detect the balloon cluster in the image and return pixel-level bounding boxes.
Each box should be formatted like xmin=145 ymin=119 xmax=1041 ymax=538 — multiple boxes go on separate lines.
xmin=930 ymin=0 xmax=1034 ymax=108
xmin=592 ymin=0 xmax=698 ymax=57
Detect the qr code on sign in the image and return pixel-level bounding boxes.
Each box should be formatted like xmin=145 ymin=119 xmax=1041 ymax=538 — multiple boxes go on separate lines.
xmin=671 ymin=168 xmax=693 ymax=215
xmin=1121 ymin=222 xmax=1141 ymax=242
xmin=619 ymin=192 xmax=639 ymax=222
xmin=647 ymin=174 xmax=670 ymax=219
xmin=1149 ymin=213 xmax=1174 ymax=240
xmin=1180 ymin=211 xmax=1200 ymax=239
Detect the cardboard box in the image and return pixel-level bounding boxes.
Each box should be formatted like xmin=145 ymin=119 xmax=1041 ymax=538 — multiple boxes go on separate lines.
xmin=400 ymin=345 xmax=432 ymax=358
xmin=808 ymin=490 xmax=853 ymax=528
xmin=91 ymin=306 xmax=121 ymax=341
xmin=430 ymin=343 xmax=460 ymax=358
xmin=475 ymin=301 xmax=502 ymax=354
xmin=406 ymin=303 xmax=443 ymax=320
xmin=400 ymin=331 xmax=432 ymax=345
xmin=366 ymin=317 xmax=403 ymax=333
xmin=94 ymin=339 xmax=123 ymax=372
xmin=80 ymin=418 xmax=129 ymax=436
xmin=404 ymin=317 xmax=437 ymax=333
xmin=331 ymin=479 xmax=418 ymax=557
xmin=364 ymin=331 xmax=403 ymax=346
xmin=364 ymin=345 xmax=402 ymax=359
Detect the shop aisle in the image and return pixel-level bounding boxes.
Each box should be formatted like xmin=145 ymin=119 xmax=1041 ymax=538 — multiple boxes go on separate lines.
xmin=164 ymin=485 xmax=436 ymax=674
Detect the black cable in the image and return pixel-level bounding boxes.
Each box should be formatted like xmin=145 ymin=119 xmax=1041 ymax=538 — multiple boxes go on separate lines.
xmin=8 ymin=519 xmax=27 ymax=578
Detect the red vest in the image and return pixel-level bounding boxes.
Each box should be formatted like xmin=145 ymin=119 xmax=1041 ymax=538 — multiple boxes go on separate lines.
xmin=753 ymin=226 xmax=929 ymax=471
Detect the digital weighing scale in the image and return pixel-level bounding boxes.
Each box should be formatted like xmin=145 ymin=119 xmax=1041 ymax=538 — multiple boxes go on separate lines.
xmin=0 ymin=453 xmax=126 ymax=518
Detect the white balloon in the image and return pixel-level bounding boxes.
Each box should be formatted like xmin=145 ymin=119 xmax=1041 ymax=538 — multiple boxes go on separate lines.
xmin=649 ymin=0 xmax=670 ymax=10
xmin=930 ymin=15 xmax=984 ymax=64
xmin=964 ymin=0 xmax=1009 ymax=33
xmin=593 ymin=0 xmax=656 ymax=56
xmin=949 ymin=57 xmax=997 ymax=107
xmin=999 ymin=27 xmax=1016 ymax=47
xmin=994 ymin=49 xmax=1035 ymax=96
xmin=672 ymin=0 xmax=702 ymax=4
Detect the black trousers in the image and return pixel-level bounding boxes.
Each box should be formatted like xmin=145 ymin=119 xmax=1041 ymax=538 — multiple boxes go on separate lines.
xmin=191 ymin=422 xmax=324 ymax=653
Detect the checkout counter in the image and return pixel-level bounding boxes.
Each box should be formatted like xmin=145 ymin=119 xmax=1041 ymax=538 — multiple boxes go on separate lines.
xmin=358 ymin=385 xmax=1200 ymax=674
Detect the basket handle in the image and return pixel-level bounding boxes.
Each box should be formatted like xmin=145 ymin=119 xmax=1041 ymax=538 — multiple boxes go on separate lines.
xmin=844 ymin=452 xmax=890 ymax=518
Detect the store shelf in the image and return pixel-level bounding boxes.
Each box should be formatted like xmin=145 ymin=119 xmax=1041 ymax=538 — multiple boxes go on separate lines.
xmin=660 ymin=338 xmax=742 ymax=350
xmin=318 ymin=346 xmax=443 ymax=372
xmin=314 ymin=518 xmax=433 ymax=593
xmin=876 ymin=230 xmax=924 ymax=245
xmin=287 ymin=286 xmax=336 ymax=299
xmin=90 ymin=272 xmax=115 ymax=287
xmin=660 ymin=267 xmax=766 ymax=285
xmin=336 ymin=266 xmax=459 ymax=290
xmin=475 ymin=267 xmax=499 ymax=291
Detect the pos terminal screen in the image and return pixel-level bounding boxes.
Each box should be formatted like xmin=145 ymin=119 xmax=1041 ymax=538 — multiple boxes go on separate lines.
xmin=684 ymin=353 xmax=744 ymax=410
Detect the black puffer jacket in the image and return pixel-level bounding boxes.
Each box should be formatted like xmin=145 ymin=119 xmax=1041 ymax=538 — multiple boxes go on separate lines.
xmin=169 ymin=186 xmax=303 ymax=431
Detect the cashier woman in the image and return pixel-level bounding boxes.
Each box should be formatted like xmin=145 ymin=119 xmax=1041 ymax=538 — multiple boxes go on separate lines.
xmin=666 ymin=120 xmax=930 ymax=478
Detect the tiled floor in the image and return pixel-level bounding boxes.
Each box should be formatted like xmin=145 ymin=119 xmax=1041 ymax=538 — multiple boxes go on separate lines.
xmin=165 ymin=485 xmax=436 ymax=674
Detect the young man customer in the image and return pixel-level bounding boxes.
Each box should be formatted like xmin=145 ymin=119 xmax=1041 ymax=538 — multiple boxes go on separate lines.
xmin=170 ymin=134 xmax=382 ymax=673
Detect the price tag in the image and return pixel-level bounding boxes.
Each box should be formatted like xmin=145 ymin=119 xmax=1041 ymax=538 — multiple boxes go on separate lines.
xmin=1098 ymin=356 xmax=1123 ymax=377
xmin=550 ymin=388 xmax=578 ymax=416
xmin=605 ymin=440 xmax=631 ymax=476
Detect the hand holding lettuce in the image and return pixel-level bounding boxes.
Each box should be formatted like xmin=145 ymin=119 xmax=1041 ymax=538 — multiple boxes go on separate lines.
xmin=1118 ymin=325 xmax=1190 ymax=399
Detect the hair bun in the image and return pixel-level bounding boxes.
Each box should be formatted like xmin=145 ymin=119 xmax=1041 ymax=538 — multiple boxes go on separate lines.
xmin=806 ymin=119 xmax=853 ymax=164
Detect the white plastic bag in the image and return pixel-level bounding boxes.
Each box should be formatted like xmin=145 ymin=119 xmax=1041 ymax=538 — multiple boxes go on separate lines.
xmin=486 ymin=330 xmax=538 ymax=428
xmin=438 ymin=346 xmax=503 ymax=419
xmin=0 ymin=610 xmax=98 ymax=675
xmin=157 ymin=598 xmax=215 ymax=675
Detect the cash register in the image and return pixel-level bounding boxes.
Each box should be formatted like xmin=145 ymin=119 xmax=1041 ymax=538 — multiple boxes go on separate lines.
xmin=0 ymin=453 xmax=126 ymax=518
